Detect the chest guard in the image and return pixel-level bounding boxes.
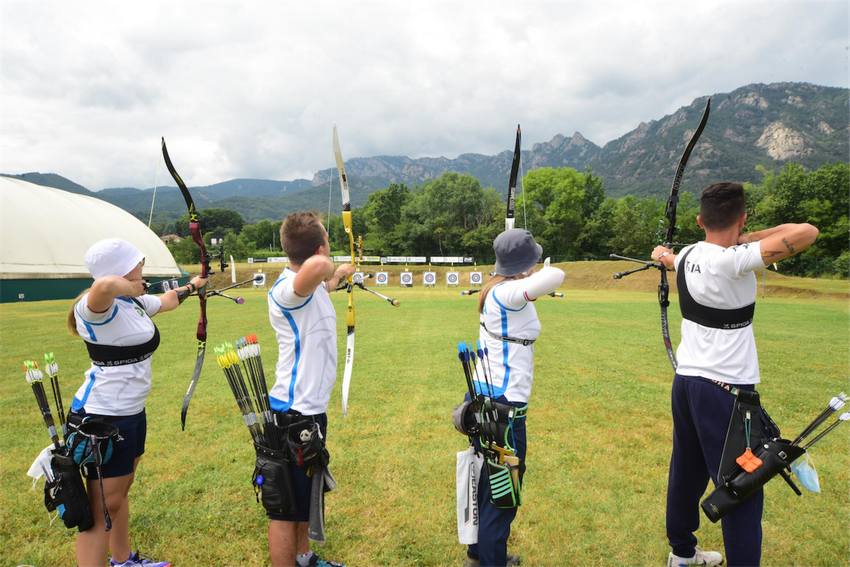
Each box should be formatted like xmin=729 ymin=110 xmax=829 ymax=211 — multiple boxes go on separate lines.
xmin=677 ymin=247 xmax=755 ymax=330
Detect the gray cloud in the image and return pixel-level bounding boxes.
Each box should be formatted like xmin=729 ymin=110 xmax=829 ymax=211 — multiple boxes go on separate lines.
xmin=1 ymin=0 xmax=847 ymax=190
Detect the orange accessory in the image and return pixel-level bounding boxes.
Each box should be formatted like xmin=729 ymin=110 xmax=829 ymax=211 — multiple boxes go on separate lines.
xmin=736 ymin=448 xmax=763 ymax=473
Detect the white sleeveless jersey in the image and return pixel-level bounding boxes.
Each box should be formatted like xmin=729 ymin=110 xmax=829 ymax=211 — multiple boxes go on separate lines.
xmin=72 ymin=293 xmax=161 ymax=416
xmin=476 ymin=266 xmax=564 ymax=403
xmin=674 ymin=241 xmax=765 ymax=384
xmin=267 ymin=268 xmax=337 ymax=415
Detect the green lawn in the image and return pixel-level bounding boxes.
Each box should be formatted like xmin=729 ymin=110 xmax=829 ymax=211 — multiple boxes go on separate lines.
xmin=1 ymin=278 xmax=847 ymax=566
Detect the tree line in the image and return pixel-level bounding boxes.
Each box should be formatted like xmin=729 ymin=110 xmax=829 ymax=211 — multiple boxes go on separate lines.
xmin=165 ymin=161 xmax=848 ymax=278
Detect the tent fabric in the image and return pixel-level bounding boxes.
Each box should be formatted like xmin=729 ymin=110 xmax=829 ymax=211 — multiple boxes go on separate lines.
xmin=0 ymin=176 xmax=181 ymax=279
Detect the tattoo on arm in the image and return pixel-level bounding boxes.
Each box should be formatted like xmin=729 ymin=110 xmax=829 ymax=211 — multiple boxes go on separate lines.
xmin=782 ymin=238 xmax=797 ymax=255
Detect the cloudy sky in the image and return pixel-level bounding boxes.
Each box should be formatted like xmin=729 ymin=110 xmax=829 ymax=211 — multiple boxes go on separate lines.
xmin=1 ymin=1 xmax=846 ymax=190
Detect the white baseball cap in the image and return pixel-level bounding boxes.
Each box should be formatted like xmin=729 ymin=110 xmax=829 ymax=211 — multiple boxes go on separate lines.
xmin=84 ymin=238 xmax=145 ymax=279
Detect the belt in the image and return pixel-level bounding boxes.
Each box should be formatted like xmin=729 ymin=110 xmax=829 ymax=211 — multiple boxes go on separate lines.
xmin=479 ymin=322 xmax=536 ymax=346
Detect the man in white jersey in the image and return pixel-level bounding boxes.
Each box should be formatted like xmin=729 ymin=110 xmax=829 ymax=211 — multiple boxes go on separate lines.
xmin=651 ymin=182 xmax=818 ymax=567
xmin=266 ymin=211 xmax=353 ymax=567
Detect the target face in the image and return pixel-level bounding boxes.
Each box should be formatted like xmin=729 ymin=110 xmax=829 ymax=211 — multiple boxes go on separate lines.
xmin=353 ymin=272 xmax=365 ymax=284
xmin=469 ymin=271 xmax=483 ymax=286
xmin=423 ymin=271 xmax=436 ymax=286
xmin=253 ymin=273 xmax=267 ymax=287
xmin=400 ymin=272 xmax=413 ymax=286
xmin=376 ymin=272 xmax=389 ymax=286
xmin=446 ymin=272 xmax=459 ymax=285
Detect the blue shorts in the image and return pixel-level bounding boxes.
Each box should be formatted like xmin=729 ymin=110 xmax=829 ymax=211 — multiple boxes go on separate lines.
xmin=268 ymin=412 xmax=328 ymax=523
xmin=70 ymin=409 xmax=147 ymax=479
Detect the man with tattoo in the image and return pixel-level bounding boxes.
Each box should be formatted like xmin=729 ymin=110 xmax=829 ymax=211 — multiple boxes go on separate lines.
xmin=651 ymin=182 xmax=818 ymax=567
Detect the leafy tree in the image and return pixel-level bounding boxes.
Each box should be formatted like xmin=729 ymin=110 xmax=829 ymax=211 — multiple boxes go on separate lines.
xmin=576 ymin=198 xmax=617 ymax=259
xmin=240 ymin=219 xmax=283 ymax=252
xmin=398 ymin=173 xmax=497 ymax=256
xmin=174 ymin=208 xmax=244 ymax=239
xmin=749 ymin=162 xmax=848 ymax=276
xmin=167 ymin=237 xmax=200 ymax=264
xmin=361 ymin=183 xmax=412 ymax=254
xmin=520 ymin=167 xmax=588 ymax=259
xmin=607 ymin=196 xmax=665 ymax=258
xmin=674 ymin=192 xmax=702 ymax=246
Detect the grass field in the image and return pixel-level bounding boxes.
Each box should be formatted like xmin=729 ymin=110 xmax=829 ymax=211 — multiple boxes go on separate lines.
xmin=1 ymin=262 xmax=847 ymax=566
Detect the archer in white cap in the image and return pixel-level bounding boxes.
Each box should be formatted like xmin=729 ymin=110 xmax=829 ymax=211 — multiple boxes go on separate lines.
xmin=465 ymin=228 xmax=565 ymax=567
xmin=64 ymin=238 xmax=206 ymax=567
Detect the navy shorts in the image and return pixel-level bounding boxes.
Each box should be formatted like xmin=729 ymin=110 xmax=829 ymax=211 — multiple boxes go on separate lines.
xmin=69 ymin=409 xmax=147 ymax=479
xmin=268 ymin=412 xmax=328 ymax=523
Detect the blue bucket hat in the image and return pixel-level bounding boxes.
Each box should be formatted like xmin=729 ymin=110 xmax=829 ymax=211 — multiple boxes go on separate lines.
xmin=493 ymin=229 xmax=542 ymax=276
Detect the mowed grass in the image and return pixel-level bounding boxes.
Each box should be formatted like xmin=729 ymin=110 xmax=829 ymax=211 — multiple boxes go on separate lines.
xmin=0 ymin=265 xmax=847 ymax=566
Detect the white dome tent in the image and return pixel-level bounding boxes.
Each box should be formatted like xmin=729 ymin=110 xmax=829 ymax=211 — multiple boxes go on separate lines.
xmin=0 ymin=176 xmax=182 ymax=302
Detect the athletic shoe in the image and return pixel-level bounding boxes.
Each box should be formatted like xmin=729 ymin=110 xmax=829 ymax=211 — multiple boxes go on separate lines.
xmin=306 ymin=553 xmax=345 ymax=567
xmin=666 ymin=546 xmax=723 ymax=567
xmin=464 ymin=553 xmax=521 ymax=566
xmin=109 ymin=551 xmax=172 ymax=567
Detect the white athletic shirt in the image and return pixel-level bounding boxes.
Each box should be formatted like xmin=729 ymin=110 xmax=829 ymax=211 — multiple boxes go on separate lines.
xmin=476 ymin=266 xmax=565 ymax=403
xmin=72 ymin=293 xmax=162 ymax=416
xmin=674 ymin=241 xmax=766 ymax=385
xmin=267 ymin=268 xmax=337 ymax=415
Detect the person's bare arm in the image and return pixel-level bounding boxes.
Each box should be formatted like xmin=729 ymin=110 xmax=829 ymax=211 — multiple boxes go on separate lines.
xmin=158 ymin=275 xmax=209 ymax=313
xmin=87 ymin=276 xmax=146 ymax=313
xmin=324 ymin=263 xmax=355 ymax=292
xmin=742 ymin=223 xmax=819 ymax=264
xmin=293 ymin=255 xmax=336 ymax=297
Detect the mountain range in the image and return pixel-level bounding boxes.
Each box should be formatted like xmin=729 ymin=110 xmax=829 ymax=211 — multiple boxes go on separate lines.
xmin=5 ymin=82 xmax=847 ymax=224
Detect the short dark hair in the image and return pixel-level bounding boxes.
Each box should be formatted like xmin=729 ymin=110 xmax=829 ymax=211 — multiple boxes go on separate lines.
xmin=699 ymin=182 xmax=746 ymax=230
xmin=281 ymin=211 xmax=326 ymax=265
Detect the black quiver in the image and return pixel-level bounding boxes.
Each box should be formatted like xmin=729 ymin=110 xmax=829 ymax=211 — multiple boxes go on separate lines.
xmin=253 ymin=444 xmax=296 ymax=516
xmin=478 ymin=400 xmax=517 ymax=449
xmin=44 ymin=451 xmax=94 ymax=532
xmin=702 ymin=439 xmax=804 ymax=522
xmin=701 ymin=390 xmax=802 ymax=523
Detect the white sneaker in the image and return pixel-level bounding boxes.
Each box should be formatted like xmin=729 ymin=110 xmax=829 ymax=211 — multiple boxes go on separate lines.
xmin=666 ymin=546 xmax=723 ymax=567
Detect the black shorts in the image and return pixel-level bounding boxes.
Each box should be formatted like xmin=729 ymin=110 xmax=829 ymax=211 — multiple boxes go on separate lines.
xmin=267 ymin=412 xmax=328 ymax=523
xmin=69 ymin=409 xmax=147 ymax=479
